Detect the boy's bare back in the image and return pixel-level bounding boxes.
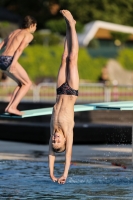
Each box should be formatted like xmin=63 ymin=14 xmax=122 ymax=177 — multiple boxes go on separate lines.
xmin=2 ymin=29 xmax=33 ymax=57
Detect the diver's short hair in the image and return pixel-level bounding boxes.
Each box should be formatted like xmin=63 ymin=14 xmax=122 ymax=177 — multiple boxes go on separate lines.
xmin=21 ymin=15 xmax=37 ymax=28
xmin=52 ymin=145 xmax=66 ymax=153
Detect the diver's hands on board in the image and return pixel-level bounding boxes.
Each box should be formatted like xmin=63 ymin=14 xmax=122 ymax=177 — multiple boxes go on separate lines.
xmin=50 ymin=175 xmax=58 ymax=182
xmin=58 ymin=175 xmax=67 ymax=184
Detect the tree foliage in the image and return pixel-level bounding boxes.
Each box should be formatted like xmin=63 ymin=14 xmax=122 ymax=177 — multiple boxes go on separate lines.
xmin=0 ymin=0 xmax=133 ymax=30
xmin=117 ymin=48 xmax=133 ymax=70
xmin=58 ymin=0 xmax=133 ymax=25
xmin=0 ymin=0 xmax=133 ymax=83
xmin=33 ymin=32 xmax=62 ymax=45
xmin=0 ymin=0 xmax=51 ymax=29
xmin=0 ymin=21 xmax=17 ymax=38
xmin=110 ymin=32 xmax=130 ymax=44
xmin=45 ymin=19 xmax=83 ymax=35
xmin=19 ymin=45 xmax=107 ymax=82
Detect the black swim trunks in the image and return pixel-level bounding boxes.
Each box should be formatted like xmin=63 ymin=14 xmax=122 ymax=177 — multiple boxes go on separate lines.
xmin=57 ymin=82 xmax=78 ymax=96
xmin=0 ymin=55 xmax=13 ymax=71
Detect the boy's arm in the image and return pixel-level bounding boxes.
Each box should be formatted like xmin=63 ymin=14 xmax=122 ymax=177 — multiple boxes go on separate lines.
xmin=48 ymin=136 xmax=58 ymax=182
xmin=58 ymin=129 xmax=73 ymax=184
xmin=0 ymin=37 xmax=8 ymax=50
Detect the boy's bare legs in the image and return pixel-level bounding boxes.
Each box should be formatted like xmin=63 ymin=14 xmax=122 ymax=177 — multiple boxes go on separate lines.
xmin=61 ymin=10 xmax=79 ymax=90
xmin=56 ymin=32 xmax=69 ymax=88
xmin=5 ymin=86 xmax=20 ymax=112
xmin=4 ymin=62 xmax=32 ymax=115
xmin=4 ymin=71 xmax=21 ymax=112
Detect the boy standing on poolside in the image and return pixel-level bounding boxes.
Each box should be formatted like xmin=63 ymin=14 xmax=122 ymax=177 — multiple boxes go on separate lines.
xmin=0 ymin=16 xmax=37 ymax=115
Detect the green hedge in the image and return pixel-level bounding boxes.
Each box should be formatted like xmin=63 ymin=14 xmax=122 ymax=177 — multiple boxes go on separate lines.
xmin=45 ymin=19 xmax=83 ymax=35
xmin=33 ymin=32 xmax=62 ymax=46
xmin=19 ymin=45 xmax=62 ymax=81
xmin=78 ymin=48 xmax=107 ymax=81
xmin=19 ymin=45 xmax=107 ymax=82
xmin=117 ymin=48 xmax=133 ymax=70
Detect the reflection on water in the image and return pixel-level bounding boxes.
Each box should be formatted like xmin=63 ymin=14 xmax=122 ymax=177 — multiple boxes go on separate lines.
xmin=0 ymin=160 xmax=132 ymax=199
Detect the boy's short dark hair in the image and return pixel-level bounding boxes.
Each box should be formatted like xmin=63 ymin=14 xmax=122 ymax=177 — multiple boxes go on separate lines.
xmin=22 ymin=15 xmax=37 ymax=28
xmin=52 ymin=145 xmax=66 ymax=153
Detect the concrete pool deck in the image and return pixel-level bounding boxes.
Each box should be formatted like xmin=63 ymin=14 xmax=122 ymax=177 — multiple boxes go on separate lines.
xmin=0 ymin=140 xmax=132 ymax=169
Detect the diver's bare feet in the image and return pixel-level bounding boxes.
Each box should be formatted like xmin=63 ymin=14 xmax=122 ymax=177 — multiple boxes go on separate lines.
xmin=7 ymin=107 xmax=23 ymax=116
xmin=60 ymin=10 xmax=76 ymax=25
xmin=5 ymin=105 xmax=10 ymax=113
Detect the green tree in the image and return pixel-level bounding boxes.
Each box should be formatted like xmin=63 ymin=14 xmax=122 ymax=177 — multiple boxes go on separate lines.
xmin=56 ymin=0 xmax=133 ymax=25
xmin=0 ymin=21 xmax=18 ymax=38
xmin=19 ymin=45 xmax=107 ymax=82
xmin=0 ymin=0 xmax=52 ymax=29
xmin=45 ymin=19 xmax=83 ymax=35
xmin=1 ymin=0 xmax=133 ymax=30
xmin=117 ymin=48 xmax=133 ymax=70
xmin=110 ymin=31 xmax=130 ymax=47
xmin=33 ymin=31 xmax=62 ymax=45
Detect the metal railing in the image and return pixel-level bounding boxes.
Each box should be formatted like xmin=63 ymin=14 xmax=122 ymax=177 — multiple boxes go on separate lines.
xmin=0 ymin=82 xmax=133 ymax=103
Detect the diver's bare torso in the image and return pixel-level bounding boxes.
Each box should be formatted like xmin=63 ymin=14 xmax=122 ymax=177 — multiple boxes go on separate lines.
xmin=50 ymin=95 xmax=77 ymax=136
xmin=2 ymin=29 xmax=32 ymax=57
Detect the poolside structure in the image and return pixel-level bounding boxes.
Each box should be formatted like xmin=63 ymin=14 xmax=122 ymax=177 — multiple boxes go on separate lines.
xmin=0 ymin=100 xmax=133 ymax=166
xmin=78 ymin=20 xmax=133 ymax=46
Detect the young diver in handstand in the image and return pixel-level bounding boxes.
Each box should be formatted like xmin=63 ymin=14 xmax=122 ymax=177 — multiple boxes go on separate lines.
xmin=49 ymin=10 xmax=79 ymax=184
xmin=0 ymin=16 xmax=37 ymax=115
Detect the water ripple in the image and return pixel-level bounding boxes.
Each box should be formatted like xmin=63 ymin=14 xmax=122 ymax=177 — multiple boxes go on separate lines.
xmin=0 ymin=160 xmax=132 ymax=199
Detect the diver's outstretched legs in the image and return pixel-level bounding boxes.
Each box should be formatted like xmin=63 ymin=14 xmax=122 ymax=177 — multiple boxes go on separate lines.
xmin=60 ymin=10 xmax=79 ymax=90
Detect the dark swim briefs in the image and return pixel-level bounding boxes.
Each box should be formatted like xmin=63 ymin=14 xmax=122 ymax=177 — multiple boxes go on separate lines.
xmin=0 ymin=55 xmax=13 ymax=71
xmin=57 ymin=82 xmax=78 ymax=96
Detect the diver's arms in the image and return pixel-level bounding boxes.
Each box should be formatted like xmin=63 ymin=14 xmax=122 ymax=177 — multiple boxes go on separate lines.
xmin=48 ymin=136 xmax=58 ymax=182
xmin=58 ymin=129 xmax=73 ymax=184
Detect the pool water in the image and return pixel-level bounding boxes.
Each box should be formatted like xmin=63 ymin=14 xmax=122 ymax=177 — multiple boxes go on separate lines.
xmin=0 ymin=159 xmax=133 ymax=199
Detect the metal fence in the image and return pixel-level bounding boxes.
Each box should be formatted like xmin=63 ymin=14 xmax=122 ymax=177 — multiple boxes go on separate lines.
xmin=0 ymin=82 xmax=133 ymax=103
